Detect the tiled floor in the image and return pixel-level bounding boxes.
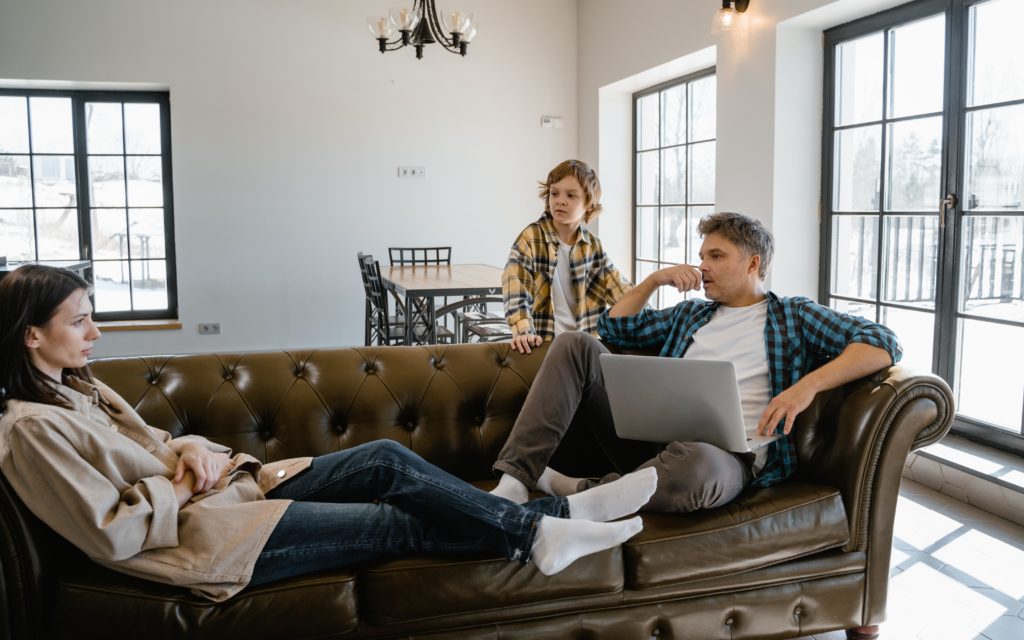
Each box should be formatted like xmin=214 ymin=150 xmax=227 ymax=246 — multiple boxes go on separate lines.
xmin=794 ymin=479 xmax=1024 ymax=640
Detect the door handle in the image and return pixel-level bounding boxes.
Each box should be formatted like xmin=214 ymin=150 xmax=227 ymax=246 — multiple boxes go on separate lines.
xmin=940 ymin=193 xmax=957 ymax=229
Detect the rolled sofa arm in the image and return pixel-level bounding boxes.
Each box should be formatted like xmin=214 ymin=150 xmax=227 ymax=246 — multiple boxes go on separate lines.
xmin=794 ymin=365 xmax=955 ymax=551
xmin=792 ymin=365 xmax=954 ymax=627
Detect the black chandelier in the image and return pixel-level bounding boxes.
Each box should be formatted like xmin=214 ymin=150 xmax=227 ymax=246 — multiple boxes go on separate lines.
xmin=368 ymin=1 xmax=478 ymax=59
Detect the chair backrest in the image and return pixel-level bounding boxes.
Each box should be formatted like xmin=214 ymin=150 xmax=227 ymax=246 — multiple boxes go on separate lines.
xmin=357 ymin=253 xmax=392 ymax=345
xmin=388 ymin=247 xmax=451 ymax=265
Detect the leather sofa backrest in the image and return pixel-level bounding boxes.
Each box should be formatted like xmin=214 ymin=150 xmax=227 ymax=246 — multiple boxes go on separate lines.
xmin=87 ymin=344 xmax=555 ymax=480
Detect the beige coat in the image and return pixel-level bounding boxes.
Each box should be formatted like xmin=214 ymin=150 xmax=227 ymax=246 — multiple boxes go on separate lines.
xmin=0 ymin=377 xmax=312 ymax=601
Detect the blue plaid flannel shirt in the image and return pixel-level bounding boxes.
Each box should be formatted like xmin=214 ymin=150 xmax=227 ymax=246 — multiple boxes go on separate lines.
xmin=597 ymin=291 xmax=902 ymax=487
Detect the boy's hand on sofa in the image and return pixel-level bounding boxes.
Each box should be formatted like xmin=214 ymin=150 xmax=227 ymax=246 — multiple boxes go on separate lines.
xmin=511 ymin=334 xmax=543 ymax=354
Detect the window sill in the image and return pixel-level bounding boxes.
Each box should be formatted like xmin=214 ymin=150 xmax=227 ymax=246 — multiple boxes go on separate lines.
xmin=97 ymin=320 xmax=182 ymax=332
xmin=904 ymin=434 xmax=1024 ymax=527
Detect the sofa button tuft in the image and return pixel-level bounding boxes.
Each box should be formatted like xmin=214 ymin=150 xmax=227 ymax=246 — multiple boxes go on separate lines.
xmin=406 ymin=421 xmax=416 ymax=431
xmin=725 ymin=617 xmax=734 ymax=626
xmin=651 ymin=629 xmax=660 ymax=637
xmin=794 ymin=606 xmax=802 ymax=615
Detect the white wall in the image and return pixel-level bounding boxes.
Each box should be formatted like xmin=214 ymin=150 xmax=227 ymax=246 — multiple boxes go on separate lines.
xmin=578 ymin=0 xmax=911 ymax=296
xmin=0 ymin=0 xmax=579 ymax=356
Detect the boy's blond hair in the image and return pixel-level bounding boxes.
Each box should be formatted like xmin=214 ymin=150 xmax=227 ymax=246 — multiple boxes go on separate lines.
xmin=538 ymin=159 xmax=603 ymax=223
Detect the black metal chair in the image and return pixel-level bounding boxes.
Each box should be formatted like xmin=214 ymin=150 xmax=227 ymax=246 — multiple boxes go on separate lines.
xmin=388 ymin=247 xmax=452 ymax=265
xmin=433 ymin=297 xmax=512 ymax=343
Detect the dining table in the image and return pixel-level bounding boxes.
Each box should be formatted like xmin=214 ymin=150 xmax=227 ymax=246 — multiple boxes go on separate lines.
xmin=380 ymin=263 xmax=504 ymax=345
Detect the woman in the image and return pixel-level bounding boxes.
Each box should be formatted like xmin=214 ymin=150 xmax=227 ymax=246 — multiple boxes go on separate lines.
xmin=0 ymin=265 xmax=655 ymax=602
xmin=503 ymin=159 xmax=632 ymax=354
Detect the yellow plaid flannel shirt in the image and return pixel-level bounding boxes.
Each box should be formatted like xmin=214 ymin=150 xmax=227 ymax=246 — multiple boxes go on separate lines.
xmin=503 ymin=214 xmax=632 ymax=339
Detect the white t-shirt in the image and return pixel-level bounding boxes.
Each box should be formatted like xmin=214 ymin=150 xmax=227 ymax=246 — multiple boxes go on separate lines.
xmin=551 ymin=241 xmax=578 ymax=335
xmin=683 ymin=300 xmax=772 ymax=473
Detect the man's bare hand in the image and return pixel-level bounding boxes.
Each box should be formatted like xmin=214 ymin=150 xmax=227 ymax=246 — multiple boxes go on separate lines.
xmin=651 ymin=264 xmax=702 ymax=293
xmin=511 ymin=333 xmax=543 ymax=354
xmin=756 ymin=380 xmax=817 ymax=436
xmin=175 ymin=444 xmax=232 ymax=494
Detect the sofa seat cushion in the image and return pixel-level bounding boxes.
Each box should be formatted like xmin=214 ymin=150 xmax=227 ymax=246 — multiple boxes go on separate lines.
xmin=624 ymin=481 xmax=849 ymax=589
xmin=52 ymin=563 xmax=358 ymax=639
xmin=359 ymin=547 xmax=624 ymax=626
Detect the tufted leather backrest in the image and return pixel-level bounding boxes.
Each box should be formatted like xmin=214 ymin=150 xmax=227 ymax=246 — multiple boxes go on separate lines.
xmin=88 ymin=343 xmax=551 ymax=480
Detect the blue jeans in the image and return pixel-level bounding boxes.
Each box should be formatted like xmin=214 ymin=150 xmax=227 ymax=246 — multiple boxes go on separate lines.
xmin=249 ymin=440 xmax=569 ymax=587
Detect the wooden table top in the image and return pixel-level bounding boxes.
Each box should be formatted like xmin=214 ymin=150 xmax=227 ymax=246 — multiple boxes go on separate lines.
xmin=381 ymin=263 xmax=503 ymax=296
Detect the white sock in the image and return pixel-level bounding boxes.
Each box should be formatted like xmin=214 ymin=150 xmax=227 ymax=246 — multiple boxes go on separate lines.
xmin=566 ymin=467 xmax=658 ymax=522
xmin=531 ymin=515 xmax=643 ymax=576
xmin=536 ymin=467 xmax=582 ymax=496
xmin=490 ymin=473 xmax=529 ymax=504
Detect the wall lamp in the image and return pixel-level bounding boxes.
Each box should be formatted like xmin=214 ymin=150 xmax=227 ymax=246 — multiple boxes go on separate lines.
xmin=710 ymin=0 xmax=750 ymax=34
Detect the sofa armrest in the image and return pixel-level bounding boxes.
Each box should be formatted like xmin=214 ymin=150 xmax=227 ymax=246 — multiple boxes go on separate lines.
xmin=794 ymin=366 xmax=954 ymax=551
xmin=792 ymin=365 xmax=954 ymax=626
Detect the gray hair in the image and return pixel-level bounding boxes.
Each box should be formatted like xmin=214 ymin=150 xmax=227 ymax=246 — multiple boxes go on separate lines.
xmin=698 ymin=212 xmax=774 ymax=279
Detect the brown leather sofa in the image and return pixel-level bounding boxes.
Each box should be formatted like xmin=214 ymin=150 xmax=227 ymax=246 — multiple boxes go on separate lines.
xmin=0 ymin=342 xmax=954 ymax=640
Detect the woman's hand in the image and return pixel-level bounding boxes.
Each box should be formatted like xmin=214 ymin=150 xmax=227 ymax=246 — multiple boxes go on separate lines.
xmin=511 ymin=333 xmax=543 ymax=354
xmin=175 ymin=444 xmax=233 ymax=494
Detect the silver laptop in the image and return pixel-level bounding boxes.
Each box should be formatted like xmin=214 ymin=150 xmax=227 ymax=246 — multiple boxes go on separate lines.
xmin=598 ymin=353 xmax=781 ymax=452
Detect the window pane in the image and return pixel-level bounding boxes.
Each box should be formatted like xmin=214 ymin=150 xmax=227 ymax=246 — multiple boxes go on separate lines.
xmin=881 ymin=306 xmax=934 ymax=372
xmin=637 ymin=151 xmax=659 ymax=205
xmin=0 ymin=97 xmax=29 ymax=154
xmin=85 ymin=103 xmax=124 ymax=154
xmin=835 ymin=32 xmax=884 ymax=126
xmin=124 ymin=103 xmax=161 ymax=154
xmin=831 ymin=215 xmax=878 ymax=299
xmin=689 ymin=206 xmax=714 ymax=265
xmin=636 ymin=207 xmax=657 ymax=260
xmin=88 ymin=156 xmax=126 ymax=207
xmin=957 ymin=319 xmax=1023 ymax=431
xmin=882 ymin=215 xmax=938 ymax=308
xmin=636 ymin=260 xmax=657 ymax=307
xmin=689 ymin=142 xmax=715 ymax=205
xmin=126 ymin=156 xmax=163 ymax=207
xmin=93 ymin=260 xmax=132 ymax=312
xmin=885 ymin=117 xmax=942 ymax=212
xmin=0 ymin=209 xmax=34 ymax=261
xmin=35 ymin=208 xmax=79 ymax=260
xmin=661 ymin=207 xmax=686 ymax=264
xmin=660 ymin=85 xmax=686 ymax=147
xmin=689 ymin=75 xmax=716 ymax=142
xmin=91 ymin=208 xmax=130 ymax=260
xmin=129 ymin=208 xmax=166 ymax=259
xmin=28 ymin=97 xmax=73 ymax=154
xmin=969 ymin=0 xmax=1024 ymax=107
xmin=661 ymin=147 xmax=685 ymax=204
xmin=960 ymin=215 xmax=1024 ymax=322
xmin=964 ymin=105 xmax=1024 ymax=212
xmin=32 ymin=155 xmax=76 ymax=207
xmin=887 ymin=15 xmax=945 ymax=118
xmin=131 ymin=260 xmax=167 ymax=310
xmin=830 ymin=298 xmax=877 ymax=322
xmin=0 ymin=155 xmax=32 ymax=207
xmin=637 ymin=94 xmax=659 ymax=151
xmin=834 ymin=125 xmax=882 ymax=211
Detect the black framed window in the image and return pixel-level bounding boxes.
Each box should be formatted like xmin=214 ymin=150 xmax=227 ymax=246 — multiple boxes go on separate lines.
xmin=0 ymin=89 xmax=177 ymax=320
xmin=822 ymin=0 xmax=1024 ymax=453
xmin=633 ymin=69 xmax=716 ymax=308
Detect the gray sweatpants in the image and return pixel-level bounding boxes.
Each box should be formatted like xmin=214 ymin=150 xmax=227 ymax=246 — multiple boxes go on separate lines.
xmin=493 ymin=332 xmax=753 ymax=514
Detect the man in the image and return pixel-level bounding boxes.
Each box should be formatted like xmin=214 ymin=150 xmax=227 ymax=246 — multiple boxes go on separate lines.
xmin=490 ymin=212 xmax=901 ymax=513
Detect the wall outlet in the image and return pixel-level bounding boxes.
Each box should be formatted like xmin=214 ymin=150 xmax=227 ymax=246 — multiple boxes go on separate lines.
xmin=198 ymin=322 xmax=221 ymax=335
xmin=397 ymin=166 xmax=426 ymax=178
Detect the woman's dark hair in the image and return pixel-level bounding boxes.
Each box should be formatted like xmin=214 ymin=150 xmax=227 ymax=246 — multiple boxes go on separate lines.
xmin=0 ymin=265 xmax=93 ymax=411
